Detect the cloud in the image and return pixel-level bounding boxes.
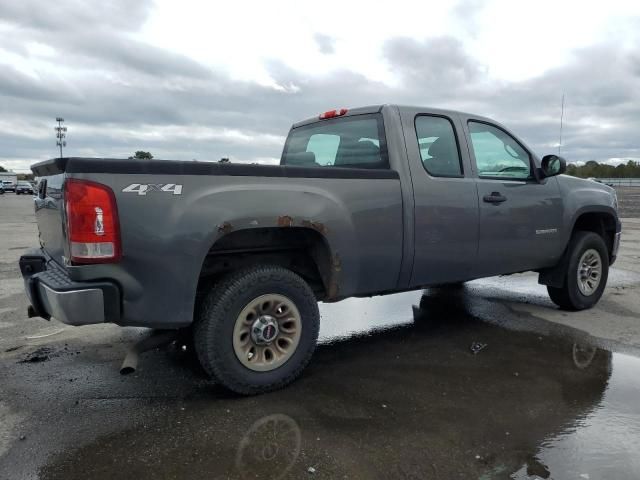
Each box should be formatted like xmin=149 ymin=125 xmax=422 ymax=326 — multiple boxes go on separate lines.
xmin=0 ymin=0 xmax=152 ymax=33
xmin=453 ymin=0 xmax=487 ymax=36
xmin=0 ymin=65 xmax=67 ymax=102
xmin=486 ymin=44 xmax=640 ymax=161
xmin=384 ymin=36 xmax=481 ymax=89
xmin=0 ymin=1 xmax=639 ymax=172
xmin=314 ymin=33 xmax=336 ymax=55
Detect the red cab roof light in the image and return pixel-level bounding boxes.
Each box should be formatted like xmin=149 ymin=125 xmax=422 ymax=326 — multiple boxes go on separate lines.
xmin=65 ymin=178 xmax=121 ymax=264
xmin=319 ymin=108 xmax=348 ymax=120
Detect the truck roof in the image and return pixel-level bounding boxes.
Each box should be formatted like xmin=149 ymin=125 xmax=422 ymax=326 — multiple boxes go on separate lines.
xmin=292 ymin=104 xmax=480 ymax=128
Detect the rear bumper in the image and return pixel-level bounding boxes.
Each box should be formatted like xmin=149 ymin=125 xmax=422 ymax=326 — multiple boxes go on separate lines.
xmin=19 ymin=250 xmax=121 ymax=326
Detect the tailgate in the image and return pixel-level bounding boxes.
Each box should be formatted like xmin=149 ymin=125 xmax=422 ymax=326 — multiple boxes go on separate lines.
xmin=34 ymin=173 xmax=66 ymax=265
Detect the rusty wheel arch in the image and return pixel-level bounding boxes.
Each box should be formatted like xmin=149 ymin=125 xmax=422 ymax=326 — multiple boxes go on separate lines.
xmin=197 ymin=226 xmax=339 ymax=302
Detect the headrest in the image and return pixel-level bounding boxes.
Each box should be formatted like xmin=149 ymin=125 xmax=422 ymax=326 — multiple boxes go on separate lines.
xmin=427 ymin=138 xmax=453 ymax=160
xmin=336 ymin=139 xmax=381 ymax=165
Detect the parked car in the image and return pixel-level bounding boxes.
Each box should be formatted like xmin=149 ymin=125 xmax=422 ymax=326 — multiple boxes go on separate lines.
xmin=1 ymin=180 xmax=15 ymax=192
xmin=15 ymin=181 xmax=34 ymax=195
xmin=20 ymin=105 xmax=621 ymax=394
xmin=0 ymin=183 xmax=4 ymax=195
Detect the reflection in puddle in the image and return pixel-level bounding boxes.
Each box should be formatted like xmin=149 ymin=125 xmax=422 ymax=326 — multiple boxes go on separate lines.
xmin=318 ymin=291 xmax=420 ymax=341
xmin=235 ymin=414 xmax=301 ymax=480
xmin=537 ymin=353 xmax=640 ymax=479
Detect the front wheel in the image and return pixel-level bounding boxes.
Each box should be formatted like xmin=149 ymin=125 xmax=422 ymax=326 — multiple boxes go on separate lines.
xmin=547 ymin=231 xmax=609 ymax=310
xmin=194 ymin=265 xmax=320 ymax=395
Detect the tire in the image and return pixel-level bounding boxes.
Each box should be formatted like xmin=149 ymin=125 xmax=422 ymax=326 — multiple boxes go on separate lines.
xmin=547 ymin=231 xmax=609 ymax=310
xmin=194 ymin=265 xmax=320 ymax=395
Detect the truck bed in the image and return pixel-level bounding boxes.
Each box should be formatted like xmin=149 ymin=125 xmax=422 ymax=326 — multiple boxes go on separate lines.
xmin=31 ymin=157 xmax=404 ymax=328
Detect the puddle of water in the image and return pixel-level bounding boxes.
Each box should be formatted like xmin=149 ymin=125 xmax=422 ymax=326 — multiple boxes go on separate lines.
xmin=4 ymin=284 xmax=640 ymax=480
xmin=537 ymin=353 xmax=640 ymax=480
xmin=319 ymin=290 xmax=421 ymax=341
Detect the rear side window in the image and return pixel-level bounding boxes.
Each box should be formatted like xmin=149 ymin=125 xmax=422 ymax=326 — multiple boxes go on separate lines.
xmin=281 ymin=114 xmax=389 ymax=169
xmin=415 ymin=116 xmax=462 ymax=177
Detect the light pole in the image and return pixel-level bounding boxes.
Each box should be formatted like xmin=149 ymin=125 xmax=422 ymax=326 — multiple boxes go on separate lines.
xmin=55 ymin=117 xmax=67 ymax=158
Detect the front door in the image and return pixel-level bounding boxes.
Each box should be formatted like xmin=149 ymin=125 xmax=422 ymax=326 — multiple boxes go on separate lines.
xmin=464 ymin=119 xmax=564 ymax=276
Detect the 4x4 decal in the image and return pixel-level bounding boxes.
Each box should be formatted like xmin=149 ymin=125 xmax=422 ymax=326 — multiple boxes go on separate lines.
xmin=122 ymin=183 xmax=183 ymax=196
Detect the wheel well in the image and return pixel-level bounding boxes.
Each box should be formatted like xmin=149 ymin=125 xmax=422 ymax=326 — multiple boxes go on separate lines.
xmin=196 ymin=227 xmax=333 ymax=303
xmin=539 ymin=211 xmax=617 ymax=288
xmin=572 ymin=212 xmax=617 ymax=259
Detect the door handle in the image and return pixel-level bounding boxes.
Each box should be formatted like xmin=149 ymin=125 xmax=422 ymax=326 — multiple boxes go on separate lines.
xmin=483 ymin=192 xmax=507 ymax=204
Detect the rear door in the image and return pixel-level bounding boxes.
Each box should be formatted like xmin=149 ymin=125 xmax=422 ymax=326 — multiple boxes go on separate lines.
xmin=398 ymin=108 xmax=479 ymax=286
xmin=281 ymin=111 xmax=404 ymax=295
xmin=461 ymin=117 xmax=564 ymax=276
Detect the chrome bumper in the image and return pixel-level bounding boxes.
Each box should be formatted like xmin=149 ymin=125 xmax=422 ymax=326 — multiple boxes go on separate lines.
xmin=37 ymin=283 xmax=105 ymax=325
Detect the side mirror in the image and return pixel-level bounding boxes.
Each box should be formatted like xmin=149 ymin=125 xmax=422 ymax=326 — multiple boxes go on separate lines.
xmin=540 ymin=154 xmax=566 ymax=177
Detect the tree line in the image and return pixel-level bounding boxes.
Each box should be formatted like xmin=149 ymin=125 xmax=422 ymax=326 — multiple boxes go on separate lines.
xmin=566 ymin=160 xmax=640 ymax=178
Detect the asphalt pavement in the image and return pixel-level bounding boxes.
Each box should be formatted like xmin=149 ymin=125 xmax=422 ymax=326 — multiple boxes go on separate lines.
xmin=1 ymin=191 xmax=640 ymax=479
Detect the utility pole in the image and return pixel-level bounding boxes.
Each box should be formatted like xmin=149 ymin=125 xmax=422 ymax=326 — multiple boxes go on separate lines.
xmin=55 ymin=117 xmax=67 ymax=158
xmin=558 ymin=94 xmax=564 ymax=156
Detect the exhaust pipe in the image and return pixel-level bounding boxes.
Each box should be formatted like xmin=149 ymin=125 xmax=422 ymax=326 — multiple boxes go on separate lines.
xmin=120 ymin=331 xmax=177 ymax=375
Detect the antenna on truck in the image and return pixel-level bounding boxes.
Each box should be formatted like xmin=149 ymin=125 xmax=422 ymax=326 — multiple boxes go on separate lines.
xmin=558 ymin=94 xmax=565 ymax=156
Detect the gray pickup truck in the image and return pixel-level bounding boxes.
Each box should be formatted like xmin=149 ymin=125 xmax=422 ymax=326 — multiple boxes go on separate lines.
xmin=20 ymin=105 xmax=621 ymax=394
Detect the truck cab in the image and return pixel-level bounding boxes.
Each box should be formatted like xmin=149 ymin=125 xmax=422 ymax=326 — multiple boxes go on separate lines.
xmin=282 ymin=106 xmax=619 ymax=287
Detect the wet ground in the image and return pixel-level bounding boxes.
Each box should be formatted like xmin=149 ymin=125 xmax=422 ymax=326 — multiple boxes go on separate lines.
xmin=2 ymin=191 xmax=640 ymax=479
xmin=616 ymin=187 xmax=640 ymax=218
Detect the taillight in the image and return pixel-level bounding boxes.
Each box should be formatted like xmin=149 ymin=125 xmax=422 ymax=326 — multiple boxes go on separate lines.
xmin=64 ymin=179 xmax=121 ymax=264
xmin=319 ymin=108 xmax=348 ymax=119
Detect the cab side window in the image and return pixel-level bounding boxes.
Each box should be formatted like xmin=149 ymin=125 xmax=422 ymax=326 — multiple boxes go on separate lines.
xmin=281 ymin=114 xmax=388 ymax=169
xmin=468 ymin=121 xmax=532 ymax=180
xmin=415 ymin=116 xmax=462 ymax=177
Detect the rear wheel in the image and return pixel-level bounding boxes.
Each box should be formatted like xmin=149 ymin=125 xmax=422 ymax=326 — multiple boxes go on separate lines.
xmin=547 ymin=231 xmax=609 ymax=310
xmin=194 ymin=265 xmax=320 ymax=395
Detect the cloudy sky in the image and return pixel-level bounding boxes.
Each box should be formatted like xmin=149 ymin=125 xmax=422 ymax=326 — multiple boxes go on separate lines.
xmin=1 ymin=0 xmax=639 ymax=172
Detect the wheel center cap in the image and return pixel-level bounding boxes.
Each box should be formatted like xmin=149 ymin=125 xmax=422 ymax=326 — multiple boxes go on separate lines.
xmin=251 ymin=315 xmax=279 ymax=345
